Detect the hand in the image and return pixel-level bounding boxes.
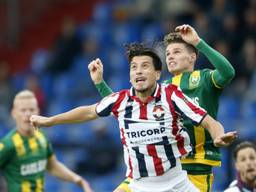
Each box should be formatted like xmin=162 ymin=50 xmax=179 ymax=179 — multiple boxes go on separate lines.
xmin=30 ymin=115 xmax=52 ymax=129
xmin=88 ymin=58 xmax=104 ymax=84
xmin=175 ymin=24 xmax=201 ymax=46
xmin=76 ymin=177 xmax=93 ymax=192
xmin=214 ymin=131 xmax=238 ymax=147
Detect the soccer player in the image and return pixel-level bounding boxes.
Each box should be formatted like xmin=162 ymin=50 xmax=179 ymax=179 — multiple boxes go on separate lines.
xmin=0 ymin=90 xmax=92 ymax=192
xmin=30 ymin=44 xmax=237 ymax=192
xmin=224 ymin=141 xmax=256 ymax=192
xmin=88 ymin=24 xmax=236 ymax=192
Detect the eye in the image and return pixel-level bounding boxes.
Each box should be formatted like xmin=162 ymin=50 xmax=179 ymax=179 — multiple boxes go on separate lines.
xmin=130 ymin=65 xmax=137 ymax=70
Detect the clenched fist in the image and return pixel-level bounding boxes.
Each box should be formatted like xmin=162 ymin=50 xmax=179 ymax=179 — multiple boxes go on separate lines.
xmin=30 ymin=115 xmax=52 ymax=129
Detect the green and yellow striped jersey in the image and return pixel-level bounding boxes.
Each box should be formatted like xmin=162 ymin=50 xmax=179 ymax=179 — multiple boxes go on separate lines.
xmin=165 ymin=69 xmax=222 ymax=171
xmin=0 ymin=129 xmax=53 ymax=192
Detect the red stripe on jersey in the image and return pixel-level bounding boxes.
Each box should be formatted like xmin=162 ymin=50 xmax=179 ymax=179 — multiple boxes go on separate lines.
xmin=147 ymin=145 xmax=164 ymax=176
xmin=165 ymin=85 xmax=187 ymax=155
xmin=175 ymin=134 xmax=187 ymax=155
xmin=175 ymin=88 xmax=206 ymax=116
xmin=121 ymin=127 xmax=133 ymax=178
xmin=165 ymin=85 xmax=179 ymax=135
xmin=139 ymin=103 xmax=147 ymax=120
xmin=112 ymin=91 xmax=127 ymax=118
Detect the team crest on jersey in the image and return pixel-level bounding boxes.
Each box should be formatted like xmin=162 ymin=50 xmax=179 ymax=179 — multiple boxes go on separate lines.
xmin=153 ymin=105 xmax=165 ymax=120
xmin=189 ymin=72 xmax=200 ymax=89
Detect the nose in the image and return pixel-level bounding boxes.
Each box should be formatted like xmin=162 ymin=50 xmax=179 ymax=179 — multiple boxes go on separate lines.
xmin=135 ymin=66 xmax=143 ymax=74
xmin=167 ymin=54 xmax=174 ymax=61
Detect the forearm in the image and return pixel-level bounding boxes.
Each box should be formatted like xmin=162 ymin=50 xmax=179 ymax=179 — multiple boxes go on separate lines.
xmin=201 ymin=115 xmax=224 ymax=140
xmin=49 ymin=105 xmax=98 ymax=126
xmin=48 ymin=158 xmax=81 ymax=184
xmin=196 ymin=40 xmax=235 ymax=87
xmin=95 ymin=80 xmax=113 ymax=97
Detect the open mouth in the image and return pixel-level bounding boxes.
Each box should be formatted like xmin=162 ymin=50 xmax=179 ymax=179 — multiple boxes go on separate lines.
xmin=135 ymin=77 xmax=146 ymax=83
xmin=247 ymin=168 xmax=255 ymax=173
xmin=168 ymin=61 xmax=176 ymax=67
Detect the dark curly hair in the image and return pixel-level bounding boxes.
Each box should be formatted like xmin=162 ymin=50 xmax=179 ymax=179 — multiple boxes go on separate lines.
xmin=124 ymin=42 xmax=162 ymax=71
xmin=163 ymin=32 xmax=198 ymax=57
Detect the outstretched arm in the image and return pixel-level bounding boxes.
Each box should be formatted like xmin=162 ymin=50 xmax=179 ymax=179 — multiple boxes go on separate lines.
xmin=30 ymin=104 xmax=98 ymax=128
xmin=200 ymin=115 xmax=237 ymax=147
xmin=88 ymin=58 xmax=113 ymax=97
xmin=47 ymin=155 xmax=93 ymax=192
xmin=175 ymin=24 xmax=235 ymax=88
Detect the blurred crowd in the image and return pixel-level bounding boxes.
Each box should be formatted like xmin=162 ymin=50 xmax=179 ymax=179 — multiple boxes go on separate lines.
xmin=0 ymin=0 xmax=255 ymax=191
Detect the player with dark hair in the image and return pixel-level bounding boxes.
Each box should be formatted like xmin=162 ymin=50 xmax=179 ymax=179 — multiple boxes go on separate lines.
xmin=0 ymin=90 xmax=92 ymax=192
xmin=224 ymin=141 xmax=256 ymax=192
xmin=30 ymin=43 xmax=237 ymax=192
xmin=88 ymin=24 xmax=235 ymax=192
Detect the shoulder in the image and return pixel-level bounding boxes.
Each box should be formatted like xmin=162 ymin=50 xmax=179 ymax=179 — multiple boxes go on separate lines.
xmin=224 ymin=186 xmax=240 ymax=192
xmin=0 ymin=130 xmax=16 ymax=152
xmin=224 ymin=180 xmax=240 ymax=192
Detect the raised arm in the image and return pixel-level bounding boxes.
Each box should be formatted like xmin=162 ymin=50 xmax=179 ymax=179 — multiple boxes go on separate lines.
xmin=200 ymin=115 xmax=237 ymax=147
xmin=30 ymin=104 xmax=98 ymax=128
xmin=176 ymin=24 xmax=235 ymax=88
xmin=88 ymin=58 xmax=113 ymax=97
xmin=47 ymin=155 xmax=93 ymax=192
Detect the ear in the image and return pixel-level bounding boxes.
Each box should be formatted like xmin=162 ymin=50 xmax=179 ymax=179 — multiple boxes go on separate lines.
xmin=11 ymin=108 xmax=16 ymax=119
xmin=190 ymin=52 xmax=197 ymax=63
xmin=156 ymin=71 xmax=161 ymax=81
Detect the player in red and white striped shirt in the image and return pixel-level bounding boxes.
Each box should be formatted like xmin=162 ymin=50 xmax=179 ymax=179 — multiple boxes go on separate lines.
xmin=30 ymin=43 xmax=237 ymax=192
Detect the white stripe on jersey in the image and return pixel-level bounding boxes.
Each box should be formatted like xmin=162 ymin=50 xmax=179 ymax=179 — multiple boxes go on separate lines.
xmin=96 ymin=84 xmax=206 ymax=179
xmin=171 ymin=88 xmax=206 ymax=124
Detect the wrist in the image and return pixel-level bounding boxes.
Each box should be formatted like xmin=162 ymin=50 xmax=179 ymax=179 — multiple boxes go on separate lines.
xmin=192 ymin=37 xmax=201 ymax=47
xmin=74 ymin=176 xmax=82 ymax=186
xmin=94 ymin=79 xmax=103 ymax=85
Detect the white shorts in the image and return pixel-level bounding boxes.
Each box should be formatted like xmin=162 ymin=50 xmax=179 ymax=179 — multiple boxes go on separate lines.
xmin=128 ymin=159 xmax=199 ymax=192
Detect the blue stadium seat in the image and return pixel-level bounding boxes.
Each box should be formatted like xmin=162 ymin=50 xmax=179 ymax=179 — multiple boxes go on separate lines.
xmin=92 ymin=2 xmax=113 ymax=24
xmin=141 ymin=23 xmax=164 ymax=42
xmin=217 ymin=97 xmax=241 ymax=119
xmin=111 ymin=22 xmax=141 ymax=47
xmin=241 ymin=100 xmax=256 ymax=119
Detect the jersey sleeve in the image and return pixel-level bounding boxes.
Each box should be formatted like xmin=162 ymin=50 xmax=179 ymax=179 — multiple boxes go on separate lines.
xmin=39 ymin=131 xmax=54 ymax=158
xmin=96 ymin=92 xmax=121 ymax=117
xmin=0 ymin=139 xmax=14 ymax=168
xmin=196 ymin=39 xmax=235 ymax=88
xmin=95 ymin=80 xmax=114 ymax=97
xmin=171 ymin=86 xmax=207 ymax=125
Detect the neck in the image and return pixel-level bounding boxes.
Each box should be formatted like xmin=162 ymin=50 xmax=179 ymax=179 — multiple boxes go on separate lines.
xmin=173 ymin=65 xmax=194 ymax=76
xmin=238 ymin=174 xmax=255 ymax=189
xmin=17 ymin=127 xmax=34 ymax=137
xmin=135 ymin=83 xmax=157 ymax=102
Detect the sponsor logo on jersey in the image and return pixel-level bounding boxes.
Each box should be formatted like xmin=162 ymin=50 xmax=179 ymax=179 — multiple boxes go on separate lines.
xmin=21 ymin=159 xmax=47 ymax=176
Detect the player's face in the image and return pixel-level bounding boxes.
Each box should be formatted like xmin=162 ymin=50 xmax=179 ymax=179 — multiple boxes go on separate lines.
xmin=130 ymin=56 xmax=160 ymax=93
xmin=165 ymin=43 xmax=195 ymax=75
xmin=235 ymin=147 xmax=256 ymax=184
xmin=12 ymin=98 xmax=39 ymax=135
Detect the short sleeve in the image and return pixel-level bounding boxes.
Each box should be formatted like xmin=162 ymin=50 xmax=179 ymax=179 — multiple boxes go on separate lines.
xmin=170 ymin=85 xmax=207 ymax=125
xmin=96 ymin=92 xmax=121 ymax=117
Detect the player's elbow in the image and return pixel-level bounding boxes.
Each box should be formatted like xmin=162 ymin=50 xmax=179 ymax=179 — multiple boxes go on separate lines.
xmin=226 ymin=65 xmax=235 ymax=81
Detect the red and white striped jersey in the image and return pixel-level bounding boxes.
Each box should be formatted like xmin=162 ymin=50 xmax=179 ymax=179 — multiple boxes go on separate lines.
xmin=96 ymin=83 xmax=207 ymax=179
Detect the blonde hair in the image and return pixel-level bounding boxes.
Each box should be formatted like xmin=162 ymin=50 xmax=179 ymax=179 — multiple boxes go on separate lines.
xmin=13 ymin=90 xmax=37 ymax=107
